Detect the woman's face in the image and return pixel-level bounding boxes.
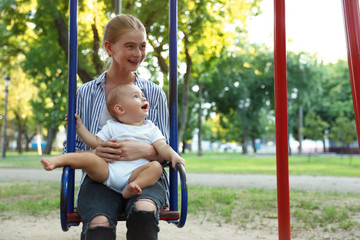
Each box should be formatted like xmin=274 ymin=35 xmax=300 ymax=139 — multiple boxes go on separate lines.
xmin=106 ymin=30 xmax=147 ymax=72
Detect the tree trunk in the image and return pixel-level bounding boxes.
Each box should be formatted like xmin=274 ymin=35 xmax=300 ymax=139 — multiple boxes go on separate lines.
xmin=251 ymin=136 xmax=257 ymax=154
xmin=22 ymin=117 xmax=32 ymax=152
xmin=242 ymin=124 xmax=248 ymax=155
xmin=241 ymin=107 xmax=248 ymax=155
xmin=322 ymin=137 xmax=326 ymax=153
xmin=16 ymin=123 xmax=23 ymax=154
xmin=54 ymin=8 xmax=93 ymax=83
xmin=182 ymin=140 xmax=186 ymax=154
xmin=24 ymin=133 xmax=36 ymax=152
xmin=178 ymin=33 xmax=192 ymax=145
xmin=288 ymin=133 xmax=292 ymax=156
xmin=43 ymin=126 xmax=58 ymax=155
xmin=197 ymin=86 xmax=203 ymax=156
xmin=298 ymin=106 xmax=303 ymax=154
xmin=14 ymin=113 xmax=23 ymax=154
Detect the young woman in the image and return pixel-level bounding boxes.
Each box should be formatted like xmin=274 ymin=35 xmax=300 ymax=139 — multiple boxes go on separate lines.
xmin=62 ymin=14 xmax=170 ymax=240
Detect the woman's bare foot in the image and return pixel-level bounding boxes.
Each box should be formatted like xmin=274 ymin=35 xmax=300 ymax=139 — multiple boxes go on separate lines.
xmin=40 ymin=158 xmax=58 ymax=171
xmin=122 ymin=182 xmax=142 ymax=199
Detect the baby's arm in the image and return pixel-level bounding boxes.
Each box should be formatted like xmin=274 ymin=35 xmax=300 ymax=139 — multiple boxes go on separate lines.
xmin=152 ymin=139 xmax=185 ymax=169
xmin=74 ymin=114 xmax=103 ymax=149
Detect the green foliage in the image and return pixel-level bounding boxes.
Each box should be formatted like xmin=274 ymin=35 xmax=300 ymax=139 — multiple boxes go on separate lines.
xmin=302 ymin=111 xmax=329 ymax=141
xmin=285 ymin=51 xmax=324 ymax=142
xmin=305 ymin=60 xmax=355 ymax=146
xmin=328 ymin=116 xmax=357 ymax=147
xmin=0 ymin=0 xmax=112 ymax=153
xmin=321 ymin=60 xmax=354 ymax=120
xmin=204 ymin=44 xmax=274 ymax=151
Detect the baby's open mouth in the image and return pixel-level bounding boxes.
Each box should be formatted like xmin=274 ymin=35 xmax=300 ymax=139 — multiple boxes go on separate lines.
xmin=142 ymin=103 xmax=148 ymax=109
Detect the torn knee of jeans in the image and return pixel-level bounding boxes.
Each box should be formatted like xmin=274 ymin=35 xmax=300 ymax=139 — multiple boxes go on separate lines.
xmin=88 ymin=214 xmax=112 ymax=228
xmin=82 ymin=226 xmax=116 ymax=240
xmin=127 ymin=207 xmax=159 ymax=226
xmin=135 ymin=199 xmax=157 ymax=213
xmin=127 ymin=200 xmax=159 ymax=219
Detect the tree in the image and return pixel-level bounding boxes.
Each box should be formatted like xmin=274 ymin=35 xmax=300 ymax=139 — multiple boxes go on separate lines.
xmin=1 ymin=0 xmax=262 ymax=153
xmin=286 ymin=51 xmax=323 ymax=154
xmin=8 ymin=68 xmax=38 ymax=153
xmin=302 ymin=111 xmax=329 ymax=153
xmin=316 ymin=60 xmax=354 ymax=123
xmin=205 ymin=43 xmax=274 ymax=154
xmin=124 ymin=0 xmax=262 ymax=145
xmin=0 ymin=0 xmax=110 ymax=153
xmin=304 ymin=60 xmax=355 ymax=154
xmin=328 ymin=116 xmax=357 ymax=154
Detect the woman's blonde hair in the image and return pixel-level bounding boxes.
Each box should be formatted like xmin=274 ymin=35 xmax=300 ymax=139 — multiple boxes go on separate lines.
xmin=102 ymin=14 xmax=146 ymax=47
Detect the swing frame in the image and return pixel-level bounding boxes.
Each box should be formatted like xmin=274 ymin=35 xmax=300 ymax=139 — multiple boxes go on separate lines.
xmin=60 ymin=0 xmax=187 ymax=232
xmin=60 ymin=0 xmax=360 ymax=238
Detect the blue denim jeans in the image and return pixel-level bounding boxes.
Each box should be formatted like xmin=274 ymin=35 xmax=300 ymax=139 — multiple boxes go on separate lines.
xmin=78 ymin=175 xmax=167 ymax=240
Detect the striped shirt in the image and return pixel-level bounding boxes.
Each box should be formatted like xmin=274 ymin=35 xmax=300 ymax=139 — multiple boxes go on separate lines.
xmin=63 ymin=71 xmax=170 ymax=205
xmin=63 ymin=71 xmax=169 ymax=151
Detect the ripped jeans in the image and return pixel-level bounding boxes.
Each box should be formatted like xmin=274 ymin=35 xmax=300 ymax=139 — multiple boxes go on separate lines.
xmin=78 ymin=175 xmax=167 ymax=240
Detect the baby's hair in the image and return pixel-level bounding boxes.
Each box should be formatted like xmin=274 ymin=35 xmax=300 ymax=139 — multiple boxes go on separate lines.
xmin=102 ymin=14 xmax=146 ymax=47
xmin=106 ymin=84 xmax=127 ymax=119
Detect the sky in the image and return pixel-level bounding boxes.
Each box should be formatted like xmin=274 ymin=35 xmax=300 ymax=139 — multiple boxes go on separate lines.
xmin=247 ymin=0 xmax=349 ymax=63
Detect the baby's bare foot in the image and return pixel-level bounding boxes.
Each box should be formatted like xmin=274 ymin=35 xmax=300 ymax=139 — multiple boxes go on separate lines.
xmin=40 ymin=158 xmax=57 ymax=171
xmin=122 ymin=182 xmax=142 ymax=199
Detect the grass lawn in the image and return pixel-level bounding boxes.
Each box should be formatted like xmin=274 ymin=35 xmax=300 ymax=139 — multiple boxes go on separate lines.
xmin=1 ymin=151 xmax=360 ymax=177
xmin=0 ymin=151 xmax=61 ymax=168
xmin=0 ymin=181 xmax=359 ymax=238
xmin=183 ymin=152 xmax=360 ymax=177
xmin=1 ymin=152 xmax=360 ymax=238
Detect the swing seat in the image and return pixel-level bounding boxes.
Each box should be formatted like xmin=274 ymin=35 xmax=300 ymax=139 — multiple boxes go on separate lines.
xmin=60 ymin=163 xmax=187 ymax=231
xmin=66 ymin=206 xmax=180 ymax=224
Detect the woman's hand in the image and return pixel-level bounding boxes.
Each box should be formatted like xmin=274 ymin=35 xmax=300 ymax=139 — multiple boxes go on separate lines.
xmin=93 ymin=139 xmax=162 ymax=163
xmin=93 ymin=139 xmax=122 ymax=163
xmin=116 ymin=140 xmax=163 ymax=163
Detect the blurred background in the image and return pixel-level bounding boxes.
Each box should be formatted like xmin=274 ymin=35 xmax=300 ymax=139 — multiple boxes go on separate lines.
xmin=0 ymin=0 xmax=357 ymax=157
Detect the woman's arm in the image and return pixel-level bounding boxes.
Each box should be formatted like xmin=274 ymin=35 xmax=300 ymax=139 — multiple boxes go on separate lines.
xmin=74 ymin=139 xmax=122 ymax=163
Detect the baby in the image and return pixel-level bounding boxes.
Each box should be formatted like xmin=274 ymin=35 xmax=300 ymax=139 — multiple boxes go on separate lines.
xmin=41 ymin=83 xmax=185 ymax=199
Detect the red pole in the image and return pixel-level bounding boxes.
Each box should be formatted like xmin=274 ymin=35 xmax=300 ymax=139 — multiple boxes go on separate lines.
xmin=274 ymin=0 xmax=291 ymax=239
xmin=342 ymin=0 xmax=360 ymax=150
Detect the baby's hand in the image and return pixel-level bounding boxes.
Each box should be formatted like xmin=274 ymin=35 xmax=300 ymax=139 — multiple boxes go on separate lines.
xmin=65 ymin=114 xmax=69 ymax=125
xmin=65 ymin=114 xmax=82 ymax=125
xmin=172 ymin=156 xmax=185 ymax=170
xmin=74 ymin=114 xmax=85 ymax=133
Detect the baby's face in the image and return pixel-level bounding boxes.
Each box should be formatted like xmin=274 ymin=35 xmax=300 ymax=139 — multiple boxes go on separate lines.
xmin=118 ymin=84 xmax=149 ymax=121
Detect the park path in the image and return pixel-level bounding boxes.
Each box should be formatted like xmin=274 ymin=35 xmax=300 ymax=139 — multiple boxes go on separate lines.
xmin=1 ymin=168 xmax=360 ymax=194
